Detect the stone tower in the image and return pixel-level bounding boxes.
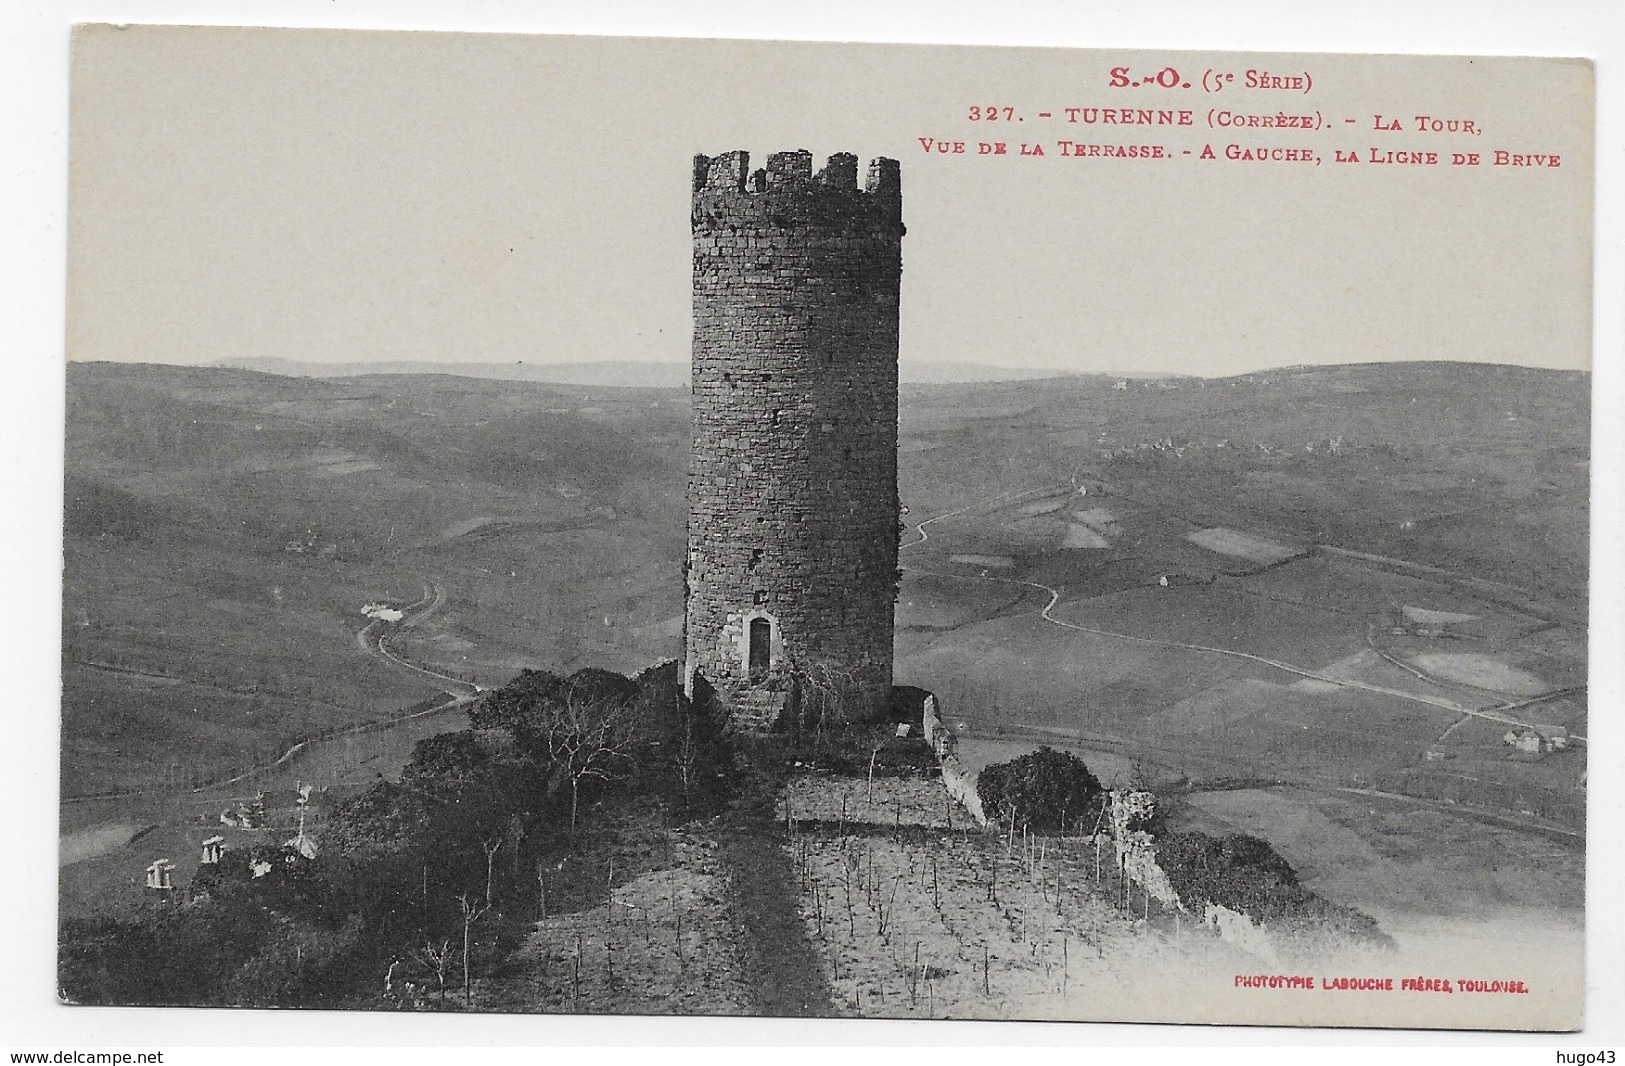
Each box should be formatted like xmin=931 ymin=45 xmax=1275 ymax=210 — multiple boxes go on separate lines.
xmin=685 ymin=148 xmax=904 ymax=730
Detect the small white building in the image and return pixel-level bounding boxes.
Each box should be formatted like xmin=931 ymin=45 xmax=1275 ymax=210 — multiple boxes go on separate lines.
xmin=199 ymin=836 xmax=227 ymax=865
xmin=145 ymin=859 xmax=175 ymax=892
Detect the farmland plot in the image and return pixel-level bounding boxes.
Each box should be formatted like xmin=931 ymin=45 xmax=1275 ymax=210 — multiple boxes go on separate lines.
xmin=1186 ymin=527 xmax=1303 ymax=566
xmin=781 ymin=774 xmax=961 ymax=832
xmin=779 ymin=774 xmax=1256 ymax=1021
xmin=486 ymin=828 xmax=754 ymax=1015
xmin=896 ymin=570 xmax=1033 ymax=634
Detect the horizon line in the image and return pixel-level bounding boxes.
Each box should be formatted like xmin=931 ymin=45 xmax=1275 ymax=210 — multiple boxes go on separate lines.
xmin=65 ymin=354 xmax=1594 ymax=380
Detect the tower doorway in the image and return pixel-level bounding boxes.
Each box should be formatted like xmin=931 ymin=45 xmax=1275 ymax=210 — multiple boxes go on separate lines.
xmin=748 ymin=616 xmax=772 ymax=681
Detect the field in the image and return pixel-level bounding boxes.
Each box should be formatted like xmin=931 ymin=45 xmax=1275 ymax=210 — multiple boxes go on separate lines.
xmin=771 ymin=770 xmax=1580 ymax=1027
xmin=776 ymin=773 xmax=1224 ymax=1021
xmin=885 ymin=361 xmax=1588 ymax=989
xmin=894 ymin=367 xmax=1586 ymax=828
xmin=61 ymin=362 xmax=686 ymax=916
xmin=459 ymin=760 xmax=1583 ymax=1026
xmin=64 ymin=366 xmax=683 ymax=765
xmin=61 ymin=358 xmax=1588 ymax=1016
xmin=478 ymin=820 xmax=759 ymax=1016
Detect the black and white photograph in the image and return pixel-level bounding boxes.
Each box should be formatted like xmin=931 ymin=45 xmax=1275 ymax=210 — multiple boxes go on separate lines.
xmin=18 ymin=11 xmax=1617 ymax=1043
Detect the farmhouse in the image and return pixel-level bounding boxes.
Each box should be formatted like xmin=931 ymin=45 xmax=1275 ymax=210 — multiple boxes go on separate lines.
xmin=1503 ymin=725 xmax=1568 ymax=755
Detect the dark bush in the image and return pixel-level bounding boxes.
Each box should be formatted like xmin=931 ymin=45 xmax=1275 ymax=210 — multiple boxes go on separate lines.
xmin=626 ymin=660 xmax=735 ymax=814
xmin=977 ymin=746 xmax=1105 ymax=832
xmin=1156 ymin=830 xmax=1391 ymax=948
xmin=404 ymin=730 xmax=515 ymax=781
xmin=466 ymin=660 xmax=734 ymax=819
xmin=59 ymin=661 xmax=738 ymax=1009
xmin=565 ymin=667 xmax=641 ymax=706
xmin=465 ymin=668 xmax=569 ymax=732
xmin=1156 ymin=831 xmax=1298 ymax=915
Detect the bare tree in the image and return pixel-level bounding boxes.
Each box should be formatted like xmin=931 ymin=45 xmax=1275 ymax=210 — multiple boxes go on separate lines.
xmin=482 ymin=838 xmax=502 ymax=908
xmin=531 ymin=689 xmax=637 ymax=839
xmin=785 ymin=658 xmax=868 ymax=738
xmin=458 ymin=894 xmax=490 ymax=1007
xmin=412 ymin=939 xmax=453 ymax=1005
xmin=865 ymin=733 xmax=890 ymax=816
xmin=675 ymin=710 xmax=699 ymax=812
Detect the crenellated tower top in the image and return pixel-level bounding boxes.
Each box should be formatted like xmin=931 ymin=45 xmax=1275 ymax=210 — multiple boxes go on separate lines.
xmin=691 ymin=149 xmax=903 ymax=232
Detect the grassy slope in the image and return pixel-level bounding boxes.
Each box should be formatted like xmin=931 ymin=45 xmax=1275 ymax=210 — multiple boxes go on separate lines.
xmin=895 ymin=363 xmax=1588 ymax=829
xmin=63 ymin=363 xmax=686 ymax=796
xmin=899 ymin=363 xmax=1587 ymax=615
xmin=62 ymin=358 xmax=1587 ymax=818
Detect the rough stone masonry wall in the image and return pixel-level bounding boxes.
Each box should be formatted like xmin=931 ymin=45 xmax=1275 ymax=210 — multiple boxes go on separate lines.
xmin=685 ymin=149 xmax=904 ymax=729
xmin=921 ymin=694 xmax=989 ymax=827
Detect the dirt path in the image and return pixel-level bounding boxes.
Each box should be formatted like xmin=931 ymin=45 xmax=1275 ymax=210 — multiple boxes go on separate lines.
xmin=357 ymin=582 xmax=482 ymax=699
xmin=716 ymin=827 xmax=838 ymax=1018
xmin=901 ymin=490 xmax=1569 ymax=734
xmin=903 ymin=484 xmax=1055 ymax=550
xmin=59 ymin=822 xmax=154 ymax=867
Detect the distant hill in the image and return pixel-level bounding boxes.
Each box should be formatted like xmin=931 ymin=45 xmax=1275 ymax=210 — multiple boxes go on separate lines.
xmin=60 ymin=359 xmax=694 ymax=797
xmin=899 ymin=360 xmax=1087 ymax=384
xmin=211 ymin=356 xmax=1082 ymax=387
xmin=59 ymin=357 xmax=1589 ymax=926
xmin=215 ymin=357 xmax=691 ymax=389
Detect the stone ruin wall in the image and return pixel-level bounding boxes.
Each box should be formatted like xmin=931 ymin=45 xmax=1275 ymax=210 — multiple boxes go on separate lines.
xmin=685 ymin=148 xmax=904 ymax=729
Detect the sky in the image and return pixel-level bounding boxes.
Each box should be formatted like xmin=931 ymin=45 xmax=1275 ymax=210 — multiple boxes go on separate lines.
xmin=66 ymin=28 xmax=1594 ymax=377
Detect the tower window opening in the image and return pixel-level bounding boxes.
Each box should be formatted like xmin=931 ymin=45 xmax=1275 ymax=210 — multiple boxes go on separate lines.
xmin=748 ymin=617 xmax=772 ymax=681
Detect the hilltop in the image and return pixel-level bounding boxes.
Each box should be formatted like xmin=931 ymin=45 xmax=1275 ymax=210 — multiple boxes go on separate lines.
xmin=210 ymin=356 xmax=1086 ymax=387
xmin=62 ymin=359 xmax=1588 ymax=799
xmin=62 ymin=359 xmax=1587 ymax=947
xmin=63 ymin=361 xmax=687 ymax=801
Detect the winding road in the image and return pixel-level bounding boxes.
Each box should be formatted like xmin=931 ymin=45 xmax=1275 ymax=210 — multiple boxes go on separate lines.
xmin=899 ymin=487 xmax=1586 ymax=840
xmin=900 ymin=486 xmax=1581 ymax=739
xmin=358 ymin=582 xmax=482 ymax=699
xmin=59 ymin=580 xmax=486 ymax=871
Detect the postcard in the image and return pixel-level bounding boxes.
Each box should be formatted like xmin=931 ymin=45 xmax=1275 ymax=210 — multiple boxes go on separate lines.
xmin=61 ymin=25 xmax=1592 ymax=1030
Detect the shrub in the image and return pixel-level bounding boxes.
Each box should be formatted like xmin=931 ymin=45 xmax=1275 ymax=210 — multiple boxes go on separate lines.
xmin=60 ymin=661 xmax=737 ymax=1009
xmin=1156 ymin=830 xmax=1391 ymax=948
xmin=404 ymin=730 xmax=516 ymax=782
xmin=466 ymin=668 xmax=569 ymax=732
xmin=467 ymin=661 xmax=735 ymax=821
xmin=628 ymin=661 xmax=734 ymax=815
xmin=977 ymin=746 xmax=1105 ymax=832
xmin=1155 ymin=831 xmax=1298 ymax=916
